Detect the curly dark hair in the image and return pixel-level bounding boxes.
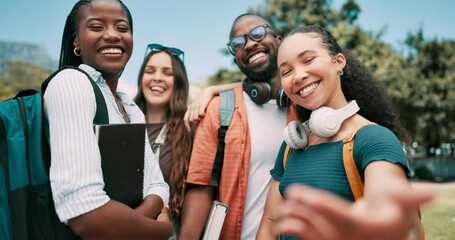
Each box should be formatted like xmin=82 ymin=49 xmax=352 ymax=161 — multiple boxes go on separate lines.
xmin=284 ymin=25 xmax=409 ymax=143
xmin=59 ymin=0 xmax=133 ymax=68
xmin=134 ymin=49 xmax=193 ymax=217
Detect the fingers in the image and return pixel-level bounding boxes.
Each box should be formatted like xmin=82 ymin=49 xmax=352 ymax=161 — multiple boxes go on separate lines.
xmin=276 ymin=197 xmax=341 ymax=240
xmin=184 ymin=110 xmax=191 ymax=132
xmin=184 ymin=105 xmax=199 ymax=132
xmin=285 ymin=184 xmax=353 ymax=215
xmin=196 ymin=105 xmax=206 ymax=118
xmin=278 ymin=184 xmax=434 ymax=240
xmin=184 ymin=103 xmax=206 ymax=132
xmin=162 ymin=205 xmax=169 ymax=213
xmin=276 ymin=184 xmax=352 ymax=239
xmin=386 ymin=185 xmax=435 ymax=207
xmin=157 ymin=205 xmax=170 ymax=222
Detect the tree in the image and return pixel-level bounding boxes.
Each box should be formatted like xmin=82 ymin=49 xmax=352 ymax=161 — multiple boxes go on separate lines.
xmin=403 ymin=31 xmax=455 ymax=152
xmin=0 ymin=60 xmax=52 ymax=100
xmin=252 ymin=0 xmax=340 ymax=36
xmin=208 ymin=68 xmax=245 ymax=85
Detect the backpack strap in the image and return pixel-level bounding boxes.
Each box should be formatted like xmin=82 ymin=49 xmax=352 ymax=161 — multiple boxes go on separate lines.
xmin=41 ymin=66 xmax=109 ymax=124
xmin=283 ymin=145 xmax=292 ymax=169
xmin=210 ymin=90 xmax=235 ymax=187
xmin=40 ymin=66 xmax=109 ymax=171
xmin=282 ymin=124 xmax=369 ymax=200
xmin=342 ymin=125 xmax=369 ymax=200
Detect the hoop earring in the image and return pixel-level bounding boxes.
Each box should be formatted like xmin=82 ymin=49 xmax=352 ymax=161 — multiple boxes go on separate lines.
xmin=73 ymin=47 xmax=81 ymax=56
xmin=340 ymin=69 xmax=344 ymax=76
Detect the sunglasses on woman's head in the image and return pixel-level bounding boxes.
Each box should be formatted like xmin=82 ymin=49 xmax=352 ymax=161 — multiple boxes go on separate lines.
xmin=144 ymin=43 xmax=185 ymax=62
xmin=227 ymin=24 xmax=275 ymax=55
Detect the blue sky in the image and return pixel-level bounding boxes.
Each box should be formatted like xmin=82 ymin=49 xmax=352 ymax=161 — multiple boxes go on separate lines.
xmin=1 ymin=0 xmax=454 ymax=89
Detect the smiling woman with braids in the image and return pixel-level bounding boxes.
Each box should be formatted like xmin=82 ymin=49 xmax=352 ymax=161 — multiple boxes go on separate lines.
xmin=44 ymin=0 xmax=171 ymax=239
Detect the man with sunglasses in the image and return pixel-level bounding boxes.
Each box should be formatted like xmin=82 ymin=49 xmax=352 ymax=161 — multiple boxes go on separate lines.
xmin=181 ymin=13 xmax=295 ymax=240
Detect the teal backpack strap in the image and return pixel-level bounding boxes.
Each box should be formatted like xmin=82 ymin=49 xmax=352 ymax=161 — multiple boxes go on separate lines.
xmin=41 ymin=66 xmax=109 ymax=124
xmin=219 ymin=90 xmax=235 ymax=127
xmin=82 ymin=70 xmax=108 ymax=125
xmin=210 ymin=90 xmax=235 ymax=187
xmin=40 ymin=66 xmax=109 ymax=170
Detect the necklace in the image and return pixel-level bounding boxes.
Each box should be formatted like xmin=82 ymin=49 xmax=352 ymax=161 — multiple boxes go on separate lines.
xmin=151 ymin=123 xmax=166 ymax=161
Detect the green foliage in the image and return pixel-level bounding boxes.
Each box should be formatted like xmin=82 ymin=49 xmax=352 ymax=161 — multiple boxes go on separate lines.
xmin=208 ymin=68 xmax=244 ymax=85
xmin=252 ymin=0 xmax=340 ymax=35
xmin=0 ymin=81 xmax=14 ymax=100
xmin=0 ymin=60 xmax=52 ymax=100
xmin=403 ymin=35 xmax=455 ymax=146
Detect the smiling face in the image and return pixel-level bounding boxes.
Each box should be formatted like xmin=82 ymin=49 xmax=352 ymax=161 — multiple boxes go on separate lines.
xmin=73 ymin=0 xmax=133 ymax=78
xmin=230 ymin=15 xmax=281 ymax=82
xmin=141 ymin=51 xmax=175 ymax=110
xmin=278 ymin=32 xmax=346 ymax=110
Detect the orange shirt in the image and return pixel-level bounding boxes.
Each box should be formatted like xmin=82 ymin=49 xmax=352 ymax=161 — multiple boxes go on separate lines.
xmin=186 ymin=85 xmax=296 ymax=240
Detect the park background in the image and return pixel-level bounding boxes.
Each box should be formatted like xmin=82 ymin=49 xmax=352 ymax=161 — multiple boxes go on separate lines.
xmin=0 ymin=1 xmax=454 ymax=239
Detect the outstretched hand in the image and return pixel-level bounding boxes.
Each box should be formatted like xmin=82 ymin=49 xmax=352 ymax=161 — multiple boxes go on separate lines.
xmin=274 ymin=183 xmax=434 ymax=240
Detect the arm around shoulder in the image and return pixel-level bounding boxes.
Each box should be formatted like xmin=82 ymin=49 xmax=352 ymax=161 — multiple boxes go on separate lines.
xmin=184 ymin=82 xmax=240 ymax=131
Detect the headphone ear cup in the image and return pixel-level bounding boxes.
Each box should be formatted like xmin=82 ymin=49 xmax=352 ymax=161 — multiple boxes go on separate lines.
xmin=309 ymin=107 xmax=341 ymax=138
xmin=283 ymin=121 xmax=309 ymax=149
xmin=276 ymin=87 xmax=290 ymax=108
xmin=243 ymin=81 xmax=271 ymax=105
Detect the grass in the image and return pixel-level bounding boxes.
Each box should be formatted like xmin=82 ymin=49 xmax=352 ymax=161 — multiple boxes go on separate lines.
xmin=411 ymin=181 xmax=455 ymax=240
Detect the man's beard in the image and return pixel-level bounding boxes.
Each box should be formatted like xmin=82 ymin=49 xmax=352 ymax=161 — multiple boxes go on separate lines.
xmin=239 ymin=53 xmax=278 ymax=82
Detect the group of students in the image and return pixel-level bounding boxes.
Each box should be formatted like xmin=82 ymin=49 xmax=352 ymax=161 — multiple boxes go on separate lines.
xmin=44 ymin=0 xmax=433 ymax=239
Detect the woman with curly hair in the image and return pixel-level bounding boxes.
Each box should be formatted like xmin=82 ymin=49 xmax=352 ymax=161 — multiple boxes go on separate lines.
xmin=256 ymin=25 xmax=433 ymax=240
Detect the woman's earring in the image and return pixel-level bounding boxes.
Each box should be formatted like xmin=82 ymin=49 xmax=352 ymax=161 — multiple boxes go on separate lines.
xmin=74 ymin=47 xmax=81 ymax=56
xmin=340 ymin=69 xmax=344 ymax=76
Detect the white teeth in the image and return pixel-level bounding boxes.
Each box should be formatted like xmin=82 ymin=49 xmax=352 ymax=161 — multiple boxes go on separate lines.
xmin=100 ymin=48 xmax=122 ymax=54
xmin=248 ymin=52 xmax=266 ymax=63
xmin=299 ymin=82 xmax=319 ymax=95
xmin=150 ymin=86 xmax=165 ymax=93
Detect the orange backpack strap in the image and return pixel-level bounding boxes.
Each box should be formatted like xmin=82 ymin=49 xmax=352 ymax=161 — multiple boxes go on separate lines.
xmin=342 ymin=125 xmax=368 ymax=200
xmin=283 ymin=145 xmax=292 ymax=169
xmin=344 ymin=125 xmax=425 ymax=240
xmin=283 ymin=124 xmax=367 ymax=201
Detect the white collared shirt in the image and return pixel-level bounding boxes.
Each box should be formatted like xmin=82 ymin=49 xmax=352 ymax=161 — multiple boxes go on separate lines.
xmin=44 ymin=64 xmax=169 ymax=222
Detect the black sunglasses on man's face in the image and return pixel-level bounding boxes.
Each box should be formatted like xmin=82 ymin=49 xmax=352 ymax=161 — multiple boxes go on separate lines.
xmin=227 ymin=24 xmax=275 ymax=55
xmin=144 ymin=43 xmax=185 ymax=62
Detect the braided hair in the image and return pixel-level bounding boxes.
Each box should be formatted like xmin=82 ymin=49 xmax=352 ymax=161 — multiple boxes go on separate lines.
xmin=59 ymin=0 xmax=133 ymax=68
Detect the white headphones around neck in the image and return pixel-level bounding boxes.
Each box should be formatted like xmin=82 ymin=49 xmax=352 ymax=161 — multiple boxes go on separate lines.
xmin=283 ymin=100 xmax=360 ymax=149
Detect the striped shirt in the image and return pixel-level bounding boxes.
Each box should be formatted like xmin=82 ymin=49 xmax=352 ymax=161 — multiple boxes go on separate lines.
xmin=44 ymin=64 xmax=169 ymax=223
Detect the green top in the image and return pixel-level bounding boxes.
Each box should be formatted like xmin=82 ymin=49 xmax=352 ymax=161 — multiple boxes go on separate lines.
xmin=271 ymin=124 xmax=410 ymax=202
